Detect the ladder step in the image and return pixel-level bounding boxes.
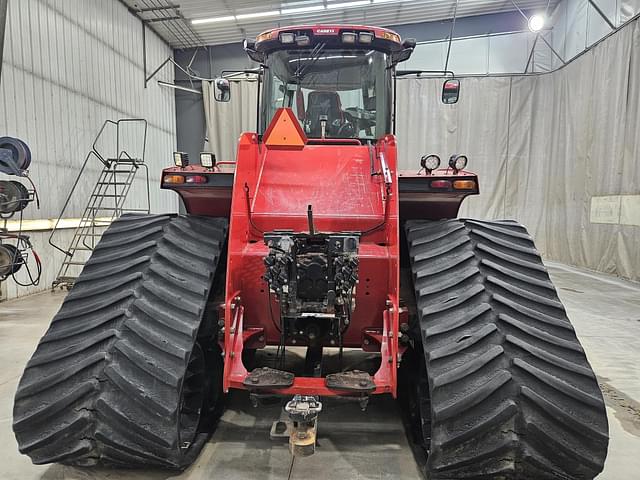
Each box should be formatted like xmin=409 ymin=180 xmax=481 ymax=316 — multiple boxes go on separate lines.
xmin=63 ymin=261 xmax=88 ymax=266
xmin=90 ymin=194 xmax=125 ymax=198
xmin=106 ymin=158 xmax=143 ymax=163
xmin=71 ymin=247 xmax=94 ymax=251
xmin=96 ymin=182 xmax=130 ymax=185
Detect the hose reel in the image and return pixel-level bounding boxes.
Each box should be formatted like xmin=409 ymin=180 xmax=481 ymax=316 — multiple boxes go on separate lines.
xmin=0 ymin=243 xmax=24 ymax=278
xmin=0 ymin=180 xmax=30 ymax=215
xmin=0 ymin=137 xmax=32 ymax=174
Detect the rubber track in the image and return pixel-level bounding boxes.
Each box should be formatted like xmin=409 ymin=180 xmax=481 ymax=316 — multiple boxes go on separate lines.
xmin=405 ymin=219 xmax=608 ymax=480
xmin=13 ymin=214 xmax=228 ymax=468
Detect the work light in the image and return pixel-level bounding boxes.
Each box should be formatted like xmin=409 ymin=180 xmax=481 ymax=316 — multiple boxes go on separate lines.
xmin=342 ymin=32 xmax=357 ymax=44
xmin=420 ymin=154 xmax=440 ymax=173
xmin=280 ymin=32 xmax=295 ymax=44
xmin=449 ymin=154 xmax=468 ymax=173
xmin=173 ymin=151 xmax=189 ymax=168
xmin=295 ymin=35 xmax=310 ymax=46
xmin=359 ymin=32 xmax=374 ymax=44
xmin=200 ymin=152 xmax=216 ymax=169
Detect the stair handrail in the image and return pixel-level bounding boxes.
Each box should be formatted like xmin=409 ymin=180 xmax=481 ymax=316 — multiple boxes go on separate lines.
xmin=48 ymin=118 xmax=148 ymax=257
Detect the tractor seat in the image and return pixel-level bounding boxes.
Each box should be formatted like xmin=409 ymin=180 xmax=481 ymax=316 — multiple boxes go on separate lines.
xmin=306 ymin=91 xmax=343 ymax=136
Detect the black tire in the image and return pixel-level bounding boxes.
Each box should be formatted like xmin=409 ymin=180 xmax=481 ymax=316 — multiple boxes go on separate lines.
xmin=404 ymin=219 xmax=608 ymax=480
xmin=13 ymin=214 xmax=228 ymax=468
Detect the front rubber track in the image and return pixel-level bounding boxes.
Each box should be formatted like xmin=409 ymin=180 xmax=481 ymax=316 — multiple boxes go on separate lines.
xmin=13 ymin=214 xmax=228 ymax=468
xmin=405 ymin=219 xmax=608 ymax=480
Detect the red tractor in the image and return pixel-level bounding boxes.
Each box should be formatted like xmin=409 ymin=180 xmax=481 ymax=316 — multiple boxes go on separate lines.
xmin=14 ymin=25 xmax=608 ymax=479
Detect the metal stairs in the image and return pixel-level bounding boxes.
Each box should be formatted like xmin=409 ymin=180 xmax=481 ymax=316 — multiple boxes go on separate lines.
xmin=50 ymin=119 xmax=150 ymax=290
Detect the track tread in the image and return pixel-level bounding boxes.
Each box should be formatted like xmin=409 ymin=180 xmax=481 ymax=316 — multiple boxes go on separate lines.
xmin=405 ymin=218 xmax=608 ymax=480
xmin=13 ymin=214 xmax=228 ymax=468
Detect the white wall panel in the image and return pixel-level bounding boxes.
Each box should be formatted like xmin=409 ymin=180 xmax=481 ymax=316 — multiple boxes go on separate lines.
xmin=0 ymin=0 xmax=178 ymax=299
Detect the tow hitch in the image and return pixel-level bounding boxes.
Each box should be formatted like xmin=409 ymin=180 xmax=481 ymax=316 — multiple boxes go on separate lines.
xmin=284 ymin=395 xmax=322 ymax=456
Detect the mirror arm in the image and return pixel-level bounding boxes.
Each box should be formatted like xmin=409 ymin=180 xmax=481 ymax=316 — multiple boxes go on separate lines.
xmin=395 ymin=69 xmax=455 ymax=78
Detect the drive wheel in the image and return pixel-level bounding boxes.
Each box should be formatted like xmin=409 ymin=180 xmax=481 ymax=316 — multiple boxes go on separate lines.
xmin=403 ymin=218 xmax=609 ymax=480
xmin=13 ymin=214 xmax=228 ymax=468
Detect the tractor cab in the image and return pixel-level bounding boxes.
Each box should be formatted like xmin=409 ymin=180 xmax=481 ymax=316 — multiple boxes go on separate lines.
xmin=215 ymin=26 xmax=418 ymax=141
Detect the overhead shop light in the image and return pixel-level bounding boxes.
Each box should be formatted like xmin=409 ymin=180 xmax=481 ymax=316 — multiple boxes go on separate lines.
xmin=528 ymin=14 xmax=546 ymax=32
xmin=190 ymin=0 xmax=409 ymax=25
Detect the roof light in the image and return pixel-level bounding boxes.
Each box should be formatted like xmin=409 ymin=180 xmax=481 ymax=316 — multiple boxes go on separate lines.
xmin=173 ymin=152 xmax=189 ymax=168
xmin=200 ymin=152 xmax=216 ymax=168
xmin=185 ymin=175 xmax=208 ymax=184
xmin=280 ymin=32 xmax=295 ymax=44
xmin=359 ymin=32 xmax=374 ymax=44
xmin=528 ymin=14 xmax=545 ymax=32
xmin=377 ymin=31 xmax=401 ymax=43
xmin=256 ymin=31 xmax=274 ymax=43
xmin=295 ymin=35 xmax=311 ymax=46
xmin=449 ymin=154 xmax=468 ymax=173
xmin=191 ymin=15 xmax=235 ymax=25
xmin=342 ymin=32 xmax=357 ymax=44
xmin=164 ymin=175 xmax=185 ymax=184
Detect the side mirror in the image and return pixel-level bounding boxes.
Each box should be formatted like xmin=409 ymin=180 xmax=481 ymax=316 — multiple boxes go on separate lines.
xmin=213 ymin=78 xmax=231 ymax=102
xmin=442 ymin=79 xmax=460 ymax=104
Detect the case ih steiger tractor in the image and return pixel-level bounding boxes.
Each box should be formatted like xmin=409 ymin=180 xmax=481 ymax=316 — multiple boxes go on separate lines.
xmin=14 ymin=25 xmax=608 ymax=479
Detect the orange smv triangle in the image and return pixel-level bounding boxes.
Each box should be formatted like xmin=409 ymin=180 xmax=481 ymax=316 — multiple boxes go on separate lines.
xmin=263 ymin=108 xmax=307 ymax=149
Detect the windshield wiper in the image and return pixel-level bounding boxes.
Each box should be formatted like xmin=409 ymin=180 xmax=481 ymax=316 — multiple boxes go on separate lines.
xmin=294 ymin=42 xmax=327 ymax=80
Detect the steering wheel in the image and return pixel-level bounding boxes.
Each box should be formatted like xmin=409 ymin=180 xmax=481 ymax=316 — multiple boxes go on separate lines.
xmin=336 ymin=121 xmax=356 ymax=138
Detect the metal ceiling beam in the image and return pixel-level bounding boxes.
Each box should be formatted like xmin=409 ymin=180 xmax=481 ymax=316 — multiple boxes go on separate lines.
xmin=588 ymin=0 xmax=616 ymax=30
xmin=117 ymin=0 xmax=172 ymax=48
xmin=144 ymin=16 xmax=182 ymax=23
xmin=134 ymin=4 xmax=180 ymax=12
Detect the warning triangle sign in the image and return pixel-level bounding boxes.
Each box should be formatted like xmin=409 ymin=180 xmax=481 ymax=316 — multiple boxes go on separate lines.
xmin=263 ymin=108 xmax=307 ymax=149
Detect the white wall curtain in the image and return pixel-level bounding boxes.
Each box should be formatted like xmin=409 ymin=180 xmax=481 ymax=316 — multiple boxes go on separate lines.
xmin=202 ymin=79 xmax=258 ymax=163
xmin=397 ymin=17 xmax=640 ymax=281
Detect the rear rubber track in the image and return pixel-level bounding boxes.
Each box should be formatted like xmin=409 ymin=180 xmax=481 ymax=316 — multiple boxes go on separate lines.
xmin=13 ymin=214 xmax=228 ymax=468
xmin=405 ymin=218 xmax=608 ymax=480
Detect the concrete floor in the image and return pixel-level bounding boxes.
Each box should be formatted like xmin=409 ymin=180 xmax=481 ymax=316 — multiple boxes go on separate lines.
xmin=0 ymin=263 xmax=639 ymax=480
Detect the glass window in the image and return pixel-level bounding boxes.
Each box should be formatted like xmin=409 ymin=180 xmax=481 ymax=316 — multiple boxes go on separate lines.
xmin=261 ymin=49 xmax=392 ymax=140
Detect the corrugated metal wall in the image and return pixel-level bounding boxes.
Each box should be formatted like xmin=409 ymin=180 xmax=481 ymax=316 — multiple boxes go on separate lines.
xmin=0 ymin=0 xmax=178 ymax=299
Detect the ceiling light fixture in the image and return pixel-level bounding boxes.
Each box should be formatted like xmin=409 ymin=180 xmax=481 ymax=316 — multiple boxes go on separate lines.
xmin=528 ymin=14 xmax=546 ymax=32
xmin=192 ymin=15 xmax=235 ymax=25
xmin=236 ymin=10 xmax=280 ymax=20
xmin=327 ymin=1 xmax=371 ymax=9
xmin=281 ymin=5 xmax=326 ymax=15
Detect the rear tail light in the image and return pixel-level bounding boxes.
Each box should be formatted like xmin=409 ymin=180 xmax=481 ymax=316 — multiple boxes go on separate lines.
xmin=430 ymin=180 xmax=451 ymax=189
xmin=185 ymin=175 xmax=208 ymax=184
xmin=453 ymin=180 xmax=476 ymax=190
xmin=163 ymin=175 xmax=185 ymax=184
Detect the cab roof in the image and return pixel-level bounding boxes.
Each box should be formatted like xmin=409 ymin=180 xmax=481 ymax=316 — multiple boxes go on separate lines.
xmin=246 ymin=24 xmax=414 ymax=63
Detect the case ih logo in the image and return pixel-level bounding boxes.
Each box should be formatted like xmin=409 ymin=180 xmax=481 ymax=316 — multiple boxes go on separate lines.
xmin=316 ymin=28 xmax=337 ymax=34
